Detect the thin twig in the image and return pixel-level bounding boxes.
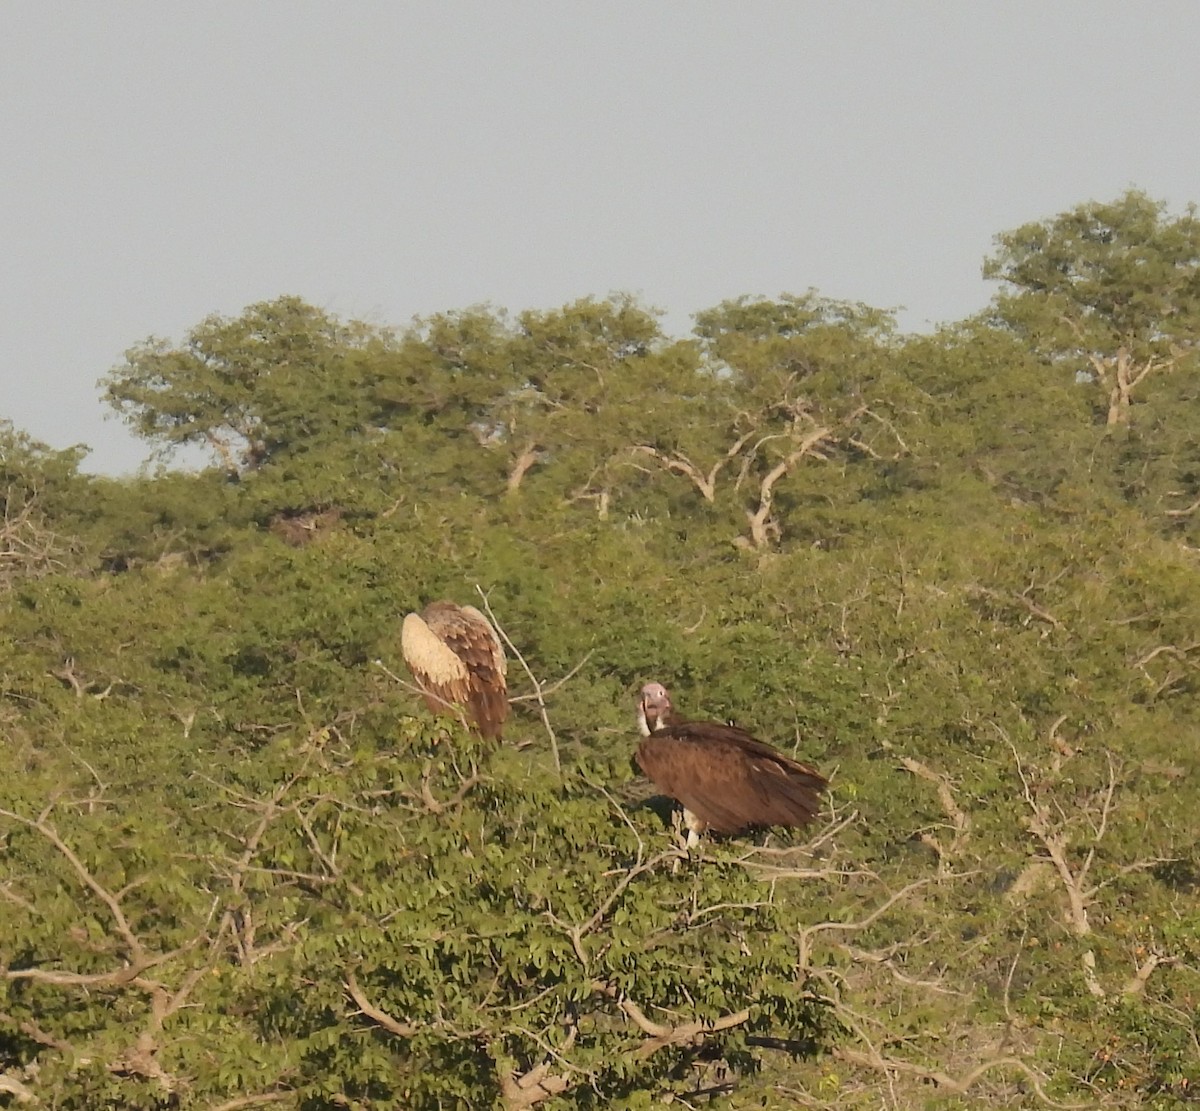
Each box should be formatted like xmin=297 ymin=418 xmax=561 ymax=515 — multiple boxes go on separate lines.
xmin=507 ymin=650 xmax=595 ymax=703
xmin=374 ymin=659 xmax=472 ymax=732
xmin=475 ymin=586 xmax=562 ymax=777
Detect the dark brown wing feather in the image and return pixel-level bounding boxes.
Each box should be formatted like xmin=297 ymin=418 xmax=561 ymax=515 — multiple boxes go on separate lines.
xmin=410 ymin=602 xmax=508 ymax=739
xmin=636 ymin=721 xmax=826 ymax=834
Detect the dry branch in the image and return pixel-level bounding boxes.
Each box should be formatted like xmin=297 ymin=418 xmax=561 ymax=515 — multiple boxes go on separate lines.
xmin=1012 ymin=748 xmax=1117 ymax=942
xmin=1121 ymin=951 xmax=1177 ymax=997
xmin=1010 ymin=744 xmax=1180 ymax=1000
xmin=506 ymin=441 xmax=543 ymax=495
xmin=794 ymin=878 xmax=935 ymax=973
xmin=0 ymin=803 xmax=228 ymax=1094
xmin=631 ymin=429 xmax=757 ymax=503
xmin=0 ymin=1073 xmax=36 ymax=1105
xmin=898 ymin=755 xmax=971 ymax=869
xmin=1059 ymin=319 xmax=1183 ymax=427
xmin=0 ymin=806 xmax=149 ymax=966
xmin=475 ymin=586 xmax=564 ymax=776
xmin=591 ymin=982 xmax=751 ymax=1059
xmin=205 ymin=1093 xmax=292 ymax=1111
xmin=0 ymin=1009 xmax=73 ymax=1053
xmin=0 ymin=484 xmax=72 ymax=588
xmin=744 ymin=425 xmax=832 ymax=549
xmin=497 ymin=1020 xmax=581 ymax=1110
xmin=546 ymin=841 xmax=682 ymax=968
xmin=834 ymin=1046 xmax=1086 ymax=1109
xmin=1165 ymin=494 xmax=1200 ymax=518
xmin=374 ymin=659 xmax=474 ymax=733
xmin=499 ymin=1063 xmax=574 ymax=1109
xmin=967 ymin=585 xmax=1062 ymax=631
xmin=344 ymin=971 xmax=420 ymax=1037
xmin=506 ymin=650 xmax=596 ymax=704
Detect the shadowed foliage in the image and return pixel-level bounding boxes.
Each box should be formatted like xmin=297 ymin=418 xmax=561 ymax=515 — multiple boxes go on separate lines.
xmin=1 ymin=193 xmax=1198 ymax=1108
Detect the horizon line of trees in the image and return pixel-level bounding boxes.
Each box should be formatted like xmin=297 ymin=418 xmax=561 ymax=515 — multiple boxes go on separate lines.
xmin=1 ymin=188 xmax=1198 ymax=1108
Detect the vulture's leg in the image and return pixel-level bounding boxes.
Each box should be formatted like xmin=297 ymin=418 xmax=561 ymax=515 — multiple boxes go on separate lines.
xmin=681 ymin=811 xmax=705 ymax=854
xmin=683 ymin=809 xmax=706 ymax=850
xmin=669 ymin=808 xmax=689 ymax=852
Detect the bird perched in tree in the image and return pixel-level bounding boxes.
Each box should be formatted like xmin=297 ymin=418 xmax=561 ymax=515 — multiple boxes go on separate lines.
xmin=400 ymin=602 xmax=508 ymax=739
xmin=634 ymin=682 xmax=826 ymax=847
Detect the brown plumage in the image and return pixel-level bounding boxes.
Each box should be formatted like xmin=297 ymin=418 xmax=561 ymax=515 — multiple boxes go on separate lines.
xmin=635 ymin=682 xmax=826 ymax=845
xmin=400 ymin=602 xmax=508 ymax=739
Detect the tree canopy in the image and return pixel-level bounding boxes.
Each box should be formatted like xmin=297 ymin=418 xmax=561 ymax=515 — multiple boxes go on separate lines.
xmin=2 ymin=191 xmax=1199 ymax=1109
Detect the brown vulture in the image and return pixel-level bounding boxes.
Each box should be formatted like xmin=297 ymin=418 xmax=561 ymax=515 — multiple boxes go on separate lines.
xmin=635 ymin=682 xmax=826 ymax=846
xmin=400 ymin=602 xmax=508 ymax=739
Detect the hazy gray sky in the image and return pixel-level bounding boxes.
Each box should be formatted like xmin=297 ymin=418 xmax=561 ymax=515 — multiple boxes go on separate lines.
xmin=5 ymin=3 xmax=1200 ymax=475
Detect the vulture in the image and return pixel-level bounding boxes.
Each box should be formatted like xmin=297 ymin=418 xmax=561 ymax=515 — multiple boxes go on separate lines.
xmin=635 ymin=682 xmax=826 ymax=847
xmin=400 ymin=602 xmax=508 ymax=740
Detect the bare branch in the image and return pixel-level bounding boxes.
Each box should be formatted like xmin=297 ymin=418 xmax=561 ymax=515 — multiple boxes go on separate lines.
xmin=0 ymin=1008 xmax=74 ymax=1052
xmin=498 ymin=1019 xmax=580 ymax=1109
xmin=411 ymin=760 xmax=480 ymax=815
xmin=548 ymin=844 xmax=682 ymax=969
xmin=1133 ymin=642 xmax=1200 ymax=669
xmin=860 ymin=406 xmax=910 ymax=455
xmin=507 ymin=650 xmax=595 ymax=703
xmin=1121 ymin=951 xmax=1177 ymax=997
xmin=0 ymin=806 xmax=146 ymax=963
xmin=0 ymin=1073 xmax=37 ymax=1104
xmin=374 ymin=658 xmax=474 ymax=733
xmin=0 ymin=482 xmax=73 ymax=589
xmin=632 ymin=427 xmax=757 ymax=503
xmin=835 ymin=1046 xmax=1087 ymax=1109
xmin=1165 ymin=495 xmax=1200 ymax=518
xmin=898 ymin=756 xmax=970 ymax=869
xmin=631 ymin=446 xmax=714 ymax=501
xmin=968 ymin=585 xmax=1062 ymax=631
xmin=506 ymin=440 xmax=543 ymax=495
xmin=203 ymin=431 xmax=240 ymax=475
xmin=590 ymin=981 xmax=752 ymax=1059
xmin=2 ymin=950 xmax=187 ymax=989
xmin=744 ymin=426 xmax=832 ymax=549
xmin=475 ymin=586 xmax=562 ymax=777
xmin=345 ymin=970 xmax=419 ymax=1038
xmin=205 ymin=1093 xmax=292 ymax=1111
xmin=794 ymin=878 xmax=935 ymax=973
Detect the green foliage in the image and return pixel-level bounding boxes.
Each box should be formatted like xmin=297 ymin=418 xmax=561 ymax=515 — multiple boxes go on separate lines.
xmin=101 ymin=296 xmax=391 ymax=471
xmin=2 ymin=191 xmax=1200 ymax=1107
xmin=984 ymin=188 xmax=1200 ymax=359
xmin=0 ymin=421 xmax=90 ymax=587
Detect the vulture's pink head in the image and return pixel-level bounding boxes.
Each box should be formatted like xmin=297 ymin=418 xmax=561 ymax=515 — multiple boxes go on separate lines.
xmin=637 ymin=681 xmax=674 ymax=736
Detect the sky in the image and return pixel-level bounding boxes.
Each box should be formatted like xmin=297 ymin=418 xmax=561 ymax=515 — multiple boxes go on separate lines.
xmin=4 ymin=3 xmax=1200 ymax=476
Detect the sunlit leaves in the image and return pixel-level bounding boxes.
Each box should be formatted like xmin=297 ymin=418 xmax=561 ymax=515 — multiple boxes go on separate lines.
xmin=2 ymin=193 xmax=1200 ymax=1105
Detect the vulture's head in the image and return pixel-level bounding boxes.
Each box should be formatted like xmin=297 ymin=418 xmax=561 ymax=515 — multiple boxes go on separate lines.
xmin=637 ymin=681 xmax=674 ymax=736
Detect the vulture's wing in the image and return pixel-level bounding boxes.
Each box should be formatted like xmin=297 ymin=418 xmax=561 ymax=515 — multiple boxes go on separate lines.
xmin=401 ymin=611 xmax=472 ymax=720
xmin=411 ymin=604 xmax=508 ymax=739
xmin=636 ymin=722 xmax=825 ymax=834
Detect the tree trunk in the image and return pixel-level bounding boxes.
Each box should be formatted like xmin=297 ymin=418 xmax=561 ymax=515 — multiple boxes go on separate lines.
xmin=743 ymin=427 xmax=831 ymax=549
xmin=506 ymin=442 xmax=542 ymax=495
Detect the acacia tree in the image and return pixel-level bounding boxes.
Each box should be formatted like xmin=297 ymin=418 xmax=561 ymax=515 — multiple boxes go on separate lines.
xmin=494 ymin=297 xmax=719 ymax=517
xmin=101 ymin=297 xmax=390 ymax=473
xmin=0 ymin=421 xmax=87 ymax=586
xmin=675 ymin=293 xmax=910 ymax=548
xmin=984 ymin=190 xmax=1200 ymax=426
xmin=495 ymin=296 xmax=663 ymax=496
xmin=0 ymin=687 xmax=854 ymax=1107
